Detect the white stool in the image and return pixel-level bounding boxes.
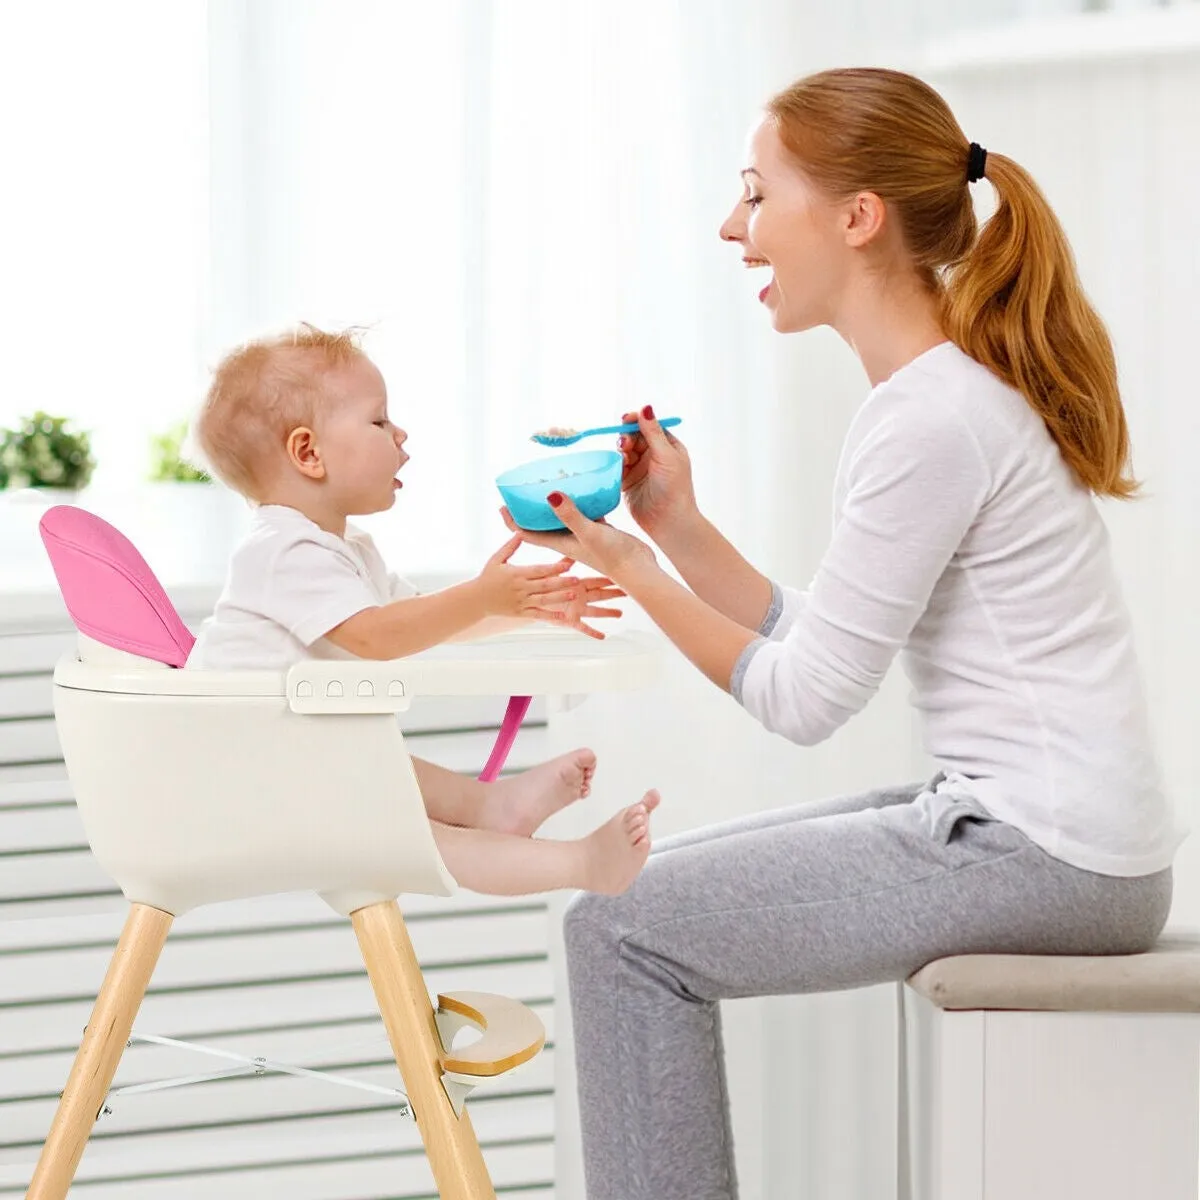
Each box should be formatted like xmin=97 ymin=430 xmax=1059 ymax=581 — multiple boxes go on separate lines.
xmin=904 ymin=934 xmax=1200 ymax=1200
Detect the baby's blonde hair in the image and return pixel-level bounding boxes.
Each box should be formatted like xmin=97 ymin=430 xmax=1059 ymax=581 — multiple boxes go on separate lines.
xmin=196 ymin=323 xmax=366 ymax=499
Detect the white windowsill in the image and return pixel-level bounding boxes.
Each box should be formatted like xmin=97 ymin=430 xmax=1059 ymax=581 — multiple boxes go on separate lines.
xmin=921 ymin=3 xmax=1200 ymax=74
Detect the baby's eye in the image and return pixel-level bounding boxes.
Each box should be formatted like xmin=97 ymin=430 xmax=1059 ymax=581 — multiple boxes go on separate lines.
xmin=373 ymin=419 xmax=389 ymax=428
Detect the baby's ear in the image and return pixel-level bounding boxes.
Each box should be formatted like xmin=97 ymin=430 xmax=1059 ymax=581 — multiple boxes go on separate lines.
xmin=286 ymin=426 xmax=325 ymax=479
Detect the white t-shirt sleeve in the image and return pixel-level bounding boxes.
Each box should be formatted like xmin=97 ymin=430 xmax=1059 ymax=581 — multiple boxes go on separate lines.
xmin=757 ymin=581 xmax=810 ymax=642
xmin=264 ymin=536 xmax=384 ymax=648
xmin=388 ymin=572 xmax=419 ymax=601
xmin=732 ymin=399 xmax=991 ymax=746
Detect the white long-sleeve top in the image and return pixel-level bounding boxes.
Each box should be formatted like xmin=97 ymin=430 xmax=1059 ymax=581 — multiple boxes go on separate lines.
xmin=731 ymin=341 xmax=1183 ymax=877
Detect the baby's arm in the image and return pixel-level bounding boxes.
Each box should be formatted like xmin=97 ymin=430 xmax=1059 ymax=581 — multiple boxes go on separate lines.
xmin=326 ymin=534 xmax=576 ymax=659
xmin=447 ymin=615 xmax=531 ymax=642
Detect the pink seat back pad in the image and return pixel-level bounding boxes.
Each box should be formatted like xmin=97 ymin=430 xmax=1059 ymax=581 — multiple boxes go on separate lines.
xmin=39 ymin=505 xmax=195 ymax=668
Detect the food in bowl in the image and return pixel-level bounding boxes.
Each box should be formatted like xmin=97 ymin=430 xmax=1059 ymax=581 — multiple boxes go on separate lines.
xmin=495 ymin=449 xmax=622 ymax=532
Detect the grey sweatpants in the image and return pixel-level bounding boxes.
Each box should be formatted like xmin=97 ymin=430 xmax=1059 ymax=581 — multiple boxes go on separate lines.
xmin=563 ymin=779 xmax=1173 ymax=1200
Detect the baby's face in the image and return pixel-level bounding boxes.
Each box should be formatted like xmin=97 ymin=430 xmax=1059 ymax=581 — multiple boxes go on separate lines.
xmin=314 ymin=357 xmax=409 ymax=515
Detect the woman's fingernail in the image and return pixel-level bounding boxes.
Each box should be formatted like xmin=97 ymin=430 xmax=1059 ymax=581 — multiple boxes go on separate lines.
xmin=547 ymin=492 xmax=563 ymax=508
xmin=642 ymin=405 xmax=655 ymax=420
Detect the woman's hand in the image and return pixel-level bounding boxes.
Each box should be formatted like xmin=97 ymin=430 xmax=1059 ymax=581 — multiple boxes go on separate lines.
xmin=541 ymin=573 xmax=628 ymax=640
xmin=619 ymin=405 xmax=699 ymax=540
xmin=500 ymin=495 xmax=658 ymax=584
xmin=476 ymin=533 xmax=580 ymax=620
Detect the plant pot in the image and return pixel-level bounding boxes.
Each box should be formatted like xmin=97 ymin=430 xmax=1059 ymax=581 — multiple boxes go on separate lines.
xmin=123 ymin=482 xmax=252 ymax=582
xmin=0 ymin=486 xmax=88 ymax=509
xmin=0 ymin=487 xmax=91 ymax=580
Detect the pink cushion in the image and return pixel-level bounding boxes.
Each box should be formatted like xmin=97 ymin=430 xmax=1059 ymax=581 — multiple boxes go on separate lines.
xmin=39 ymin=506 xmax=196 ymax=668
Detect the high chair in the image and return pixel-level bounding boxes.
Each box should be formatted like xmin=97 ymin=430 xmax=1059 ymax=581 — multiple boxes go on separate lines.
xmin=24 ymin=505 xmax=660 ymax=1200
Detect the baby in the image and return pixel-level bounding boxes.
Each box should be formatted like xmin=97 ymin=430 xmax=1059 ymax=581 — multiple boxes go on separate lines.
xmin=187 ymin=323 xmax=658 ymax=897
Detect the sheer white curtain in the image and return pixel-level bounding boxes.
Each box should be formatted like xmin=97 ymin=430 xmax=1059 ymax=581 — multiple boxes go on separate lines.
xmin=0 ymin=1 xmax=209 ymax=494
xmin=206 ymin=0 xmax=779 ymax=575
xmin=1 ymin=0 xmax=780 ymax=577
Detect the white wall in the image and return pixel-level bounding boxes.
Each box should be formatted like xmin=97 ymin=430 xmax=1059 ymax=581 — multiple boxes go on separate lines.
xmin=928 ymin=34 xmax=1200 ymax=923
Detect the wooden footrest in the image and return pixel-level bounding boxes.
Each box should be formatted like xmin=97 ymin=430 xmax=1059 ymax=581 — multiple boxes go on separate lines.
xmin=435 ymin=990 xmax=546 ymax=1078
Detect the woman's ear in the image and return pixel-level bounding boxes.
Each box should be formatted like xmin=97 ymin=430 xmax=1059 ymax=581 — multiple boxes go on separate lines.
xmin=843 ymin=190 xmax=887 ymax=249
xmin=286 ymin=426 xmax=326 ymax=480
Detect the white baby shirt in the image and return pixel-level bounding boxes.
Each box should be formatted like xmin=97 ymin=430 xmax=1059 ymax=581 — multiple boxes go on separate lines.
xmin=187 ymin=504 xmax=416 ymax=671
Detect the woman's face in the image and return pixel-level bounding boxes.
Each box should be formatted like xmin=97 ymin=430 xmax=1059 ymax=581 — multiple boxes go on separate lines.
xmin=719 ymin=117 xmax=851 ymax=334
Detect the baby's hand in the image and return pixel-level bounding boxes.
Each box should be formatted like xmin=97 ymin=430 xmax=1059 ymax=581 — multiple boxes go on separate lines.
xmin=477 ymin=533 xmax=579 ymax=620
xmin=545 ymin=574 xmax=627 ymax=640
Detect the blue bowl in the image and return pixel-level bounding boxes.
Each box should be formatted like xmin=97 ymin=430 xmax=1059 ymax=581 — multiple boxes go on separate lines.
xmin=496 ymin=449 xmax=622 ymax=532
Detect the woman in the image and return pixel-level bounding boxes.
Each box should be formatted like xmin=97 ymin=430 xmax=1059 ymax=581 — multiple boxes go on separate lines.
xmin=507 ymin=68 xmax=1182 ymax=1199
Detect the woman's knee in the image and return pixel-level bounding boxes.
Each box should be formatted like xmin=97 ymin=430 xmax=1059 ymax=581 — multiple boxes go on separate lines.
xmin=563 ymin=888 xmax=623 ymax=950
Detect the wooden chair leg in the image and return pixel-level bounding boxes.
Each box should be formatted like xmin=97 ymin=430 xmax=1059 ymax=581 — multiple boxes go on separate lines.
xmin=352 ymin=900 xmax=497 ymax=1200
xmin=26 ymin=903 xmax=173 ymax=1200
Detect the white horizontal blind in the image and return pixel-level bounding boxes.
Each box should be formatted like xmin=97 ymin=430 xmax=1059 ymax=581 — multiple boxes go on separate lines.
xmin=0 ymin=613 xmax=557 ymax=1197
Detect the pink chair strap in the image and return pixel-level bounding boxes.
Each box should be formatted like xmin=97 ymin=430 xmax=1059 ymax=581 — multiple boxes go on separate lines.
xmin=39 ymin=506 xmax=195 ymax=668
xmin=478 ymin=695 xmax=532 ymax=782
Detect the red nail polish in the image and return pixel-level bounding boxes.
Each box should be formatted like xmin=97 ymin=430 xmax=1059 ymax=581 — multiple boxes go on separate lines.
xmin=547 ymin=492 xmax=563 ymax=508
xmin=642 ymin=405 xmax=655 ymax=420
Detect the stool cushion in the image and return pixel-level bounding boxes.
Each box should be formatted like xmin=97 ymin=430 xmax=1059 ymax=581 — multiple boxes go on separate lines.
xmin=907 ymin=932 xmax=1200 ymax=1013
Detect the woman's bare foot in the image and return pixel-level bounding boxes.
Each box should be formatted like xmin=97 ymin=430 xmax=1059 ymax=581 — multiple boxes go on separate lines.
xmin=581 ymin=790 xmax=661 ymax=896
xmin=486 ymin=749 xmax=597 ymax=836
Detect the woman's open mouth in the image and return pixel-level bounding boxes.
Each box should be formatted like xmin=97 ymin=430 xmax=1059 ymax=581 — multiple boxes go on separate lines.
xmin=743 ymin=255 xmax=773 ymax=303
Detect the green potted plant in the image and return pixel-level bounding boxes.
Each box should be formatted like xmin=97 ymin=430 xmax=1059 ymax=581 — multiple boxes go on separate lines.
xmin=149 ymin=421 xmax=209 ymax=483
xmin=0 ymin=412 xmax=95 ymax=497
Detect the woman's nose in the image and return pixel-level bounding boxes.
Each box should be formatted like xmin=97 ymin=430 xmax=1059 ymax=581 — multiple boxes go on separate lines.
xmin=719 ymin=204 xmax=745 ymax=243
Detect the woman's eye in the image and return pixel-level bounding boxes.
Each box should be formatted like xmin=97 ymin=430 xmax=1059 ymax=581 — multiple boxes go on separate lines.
xmin=746 ymin=195 xmax=763 ymax=208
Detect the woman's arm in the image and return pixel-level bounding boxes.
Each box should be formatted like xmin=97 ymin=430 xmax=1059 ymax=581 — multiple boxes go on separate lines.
xmin=619 ymin=559 xmax=757 ymax=690
xmin=617 ymin=409 xmax=775 ymax=632
xmin=650 ymin=509 xmax=776 ymax=633
xmin=520 ymin=394 xmax=990 ymax=748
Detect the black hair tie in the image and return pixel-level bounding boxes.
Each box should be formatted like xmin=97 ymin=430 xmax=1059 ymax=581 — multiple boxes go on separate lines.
xmin=967 ymin=142 xmax=988 ymax=184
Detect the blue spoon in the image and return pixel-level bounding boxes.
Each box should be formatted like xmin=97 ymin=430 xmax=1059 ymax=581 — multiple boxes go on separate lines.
xmin=530 ymin=416 xmax=682 ymax=447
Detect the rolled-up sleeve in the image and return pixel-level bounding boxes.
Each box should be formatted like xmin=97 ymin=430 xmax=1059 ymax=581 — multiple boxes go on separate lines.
xmin=757 ymin=579 xmax=809 ymax=640
xmin=736 ymin=402 xmax=990 ymax=746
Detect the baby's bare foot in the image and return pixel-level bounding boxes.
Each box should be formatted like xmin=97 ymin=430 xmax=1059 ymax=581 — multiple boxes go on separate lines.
xmin=582 ymin=790 xmax=661 ymax=896
xmin=487 ymin=749 xmax=596 ymax=836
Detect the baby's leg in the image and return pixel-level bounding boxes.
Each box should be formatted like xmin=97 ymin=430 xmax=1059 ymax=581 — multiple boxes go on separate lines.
xmin=412 ymin=751 xmax=596 ymax=837
xmin=430 ymin=791 xmax=659 ymax=896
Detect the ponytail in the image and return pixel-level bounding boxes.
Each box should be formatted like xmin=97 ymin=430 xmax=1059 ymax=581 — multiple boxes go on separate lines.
xmin=768 ymin=69 xmax=1136 ymax=498
xmin=942 ymin=154 xmax=1135 ymax=497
